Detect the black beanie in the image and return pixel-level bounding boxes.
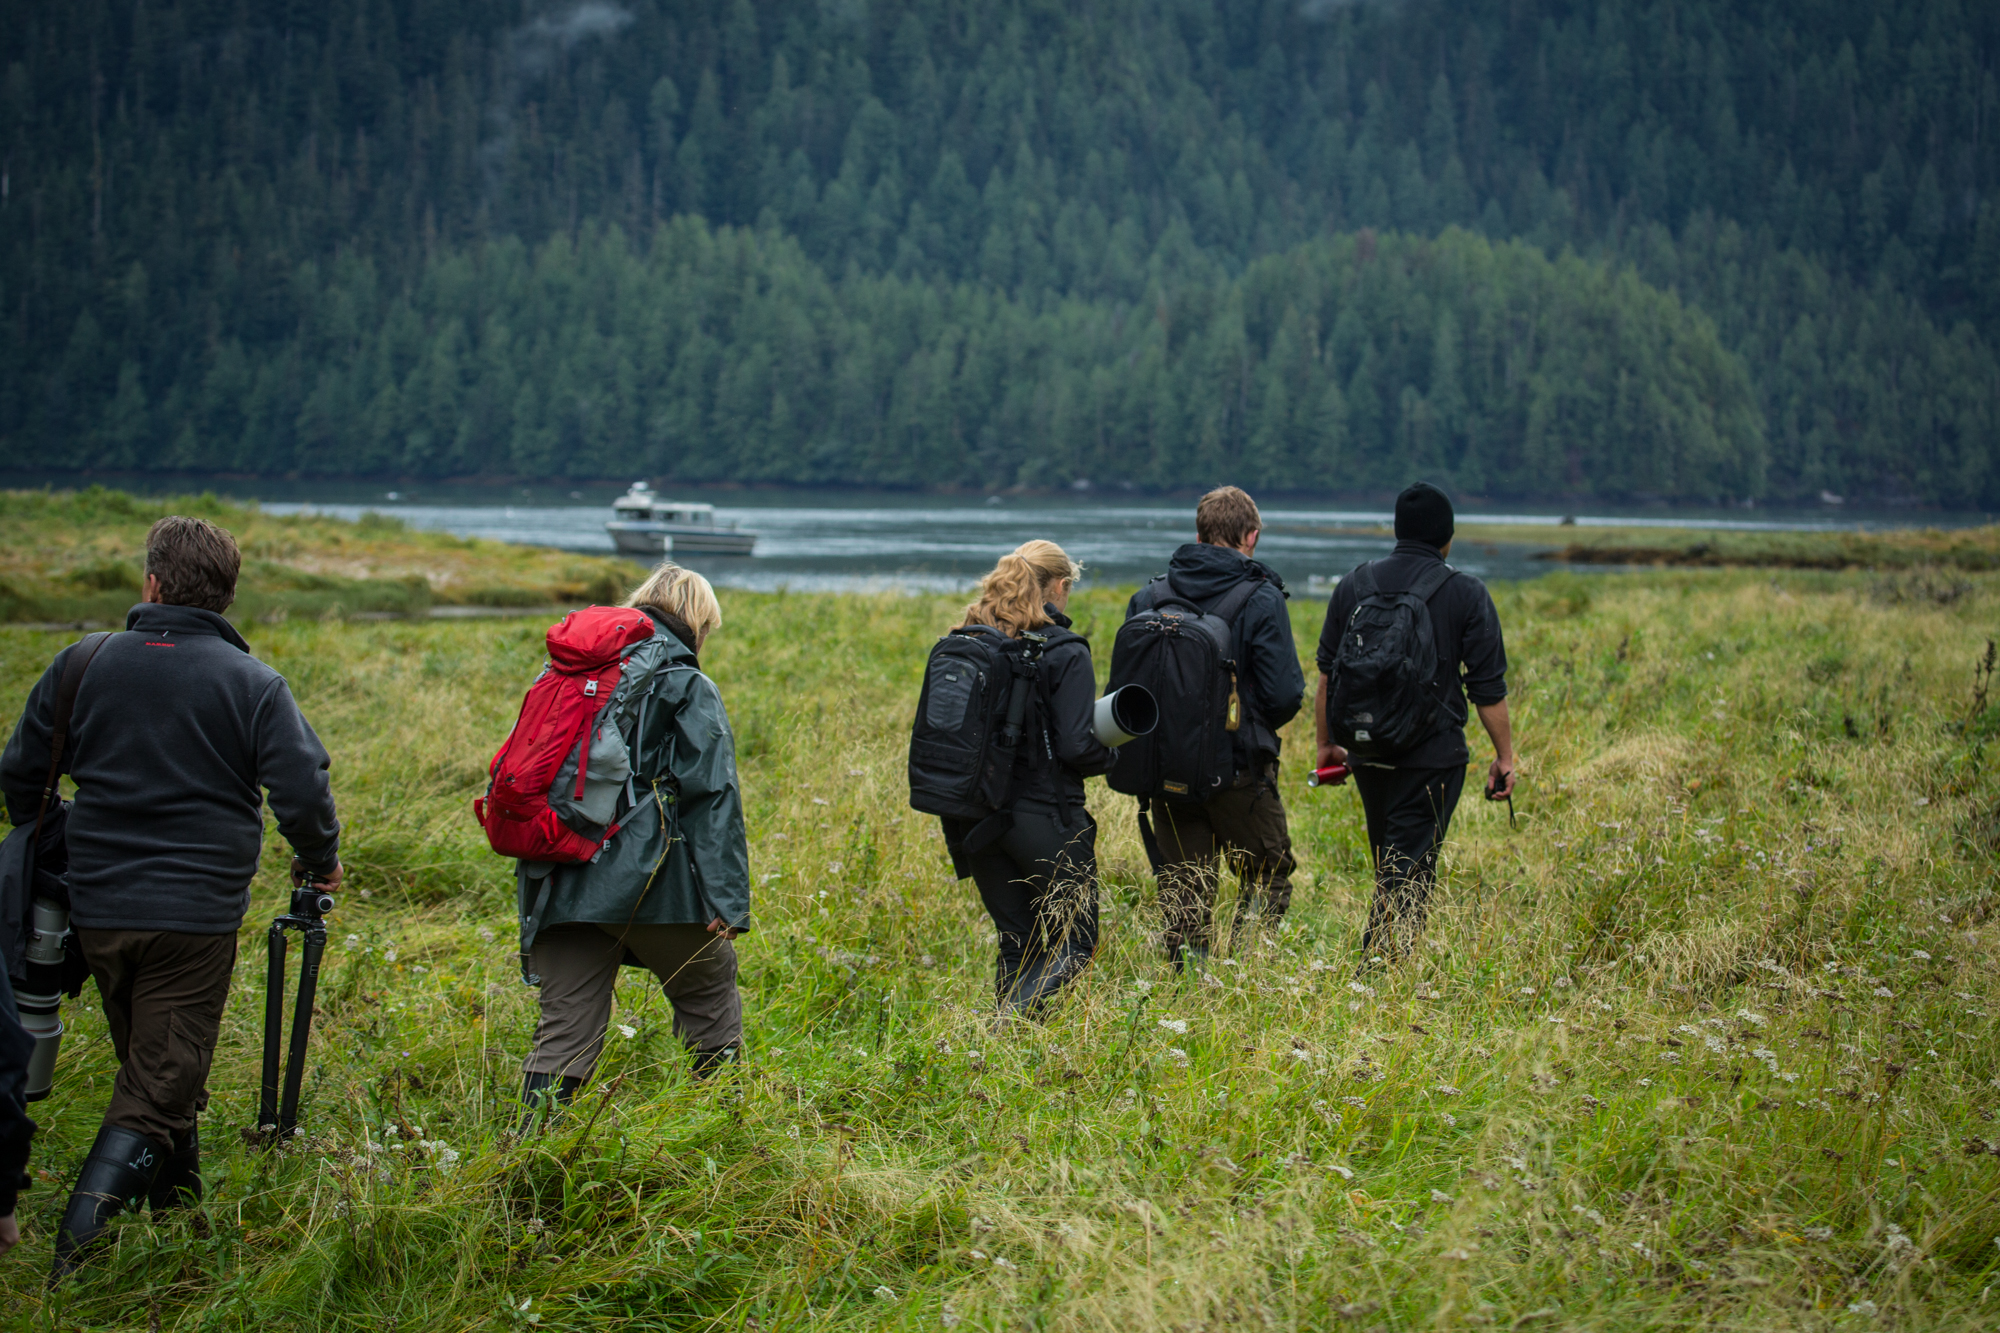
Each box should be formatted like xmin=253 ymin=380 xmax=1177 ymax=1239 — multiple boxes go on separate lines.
xmin=1394 ymin=482 xmax=1454 ymax=549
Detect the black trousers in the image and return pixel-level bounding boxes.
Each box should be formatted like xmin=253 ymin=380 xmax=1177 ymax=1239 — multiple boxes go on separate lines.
xmin=1352 ymin=765 xmax=1465 ymax=960
xmin=943 ymin=802 xmax=1099 ymax=1013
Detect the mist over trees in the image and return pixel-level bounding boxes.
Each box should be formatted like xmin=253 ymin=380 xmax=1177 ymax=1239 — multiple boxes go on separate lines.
xmin=3 ymin=0 xmax=1997 ymax=502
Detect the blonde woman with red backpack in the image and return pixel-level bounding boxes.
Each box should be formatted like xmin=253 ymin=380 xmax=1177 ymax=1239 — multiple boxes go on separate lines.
xmin=480 ymin=563 xmax=749 ymax=1124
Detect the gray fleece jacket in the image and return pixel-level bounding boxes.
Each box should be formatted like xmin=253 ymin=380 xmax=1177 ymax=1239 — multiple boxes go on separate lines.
xmin=0 ymin=604 xmax=340 ymax=933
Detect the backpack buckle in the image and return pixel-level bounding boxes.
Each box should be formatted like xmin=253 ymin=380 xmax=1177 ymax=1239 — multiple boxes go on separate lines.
xmin=584 ymin=678 xmax=598 ymax=696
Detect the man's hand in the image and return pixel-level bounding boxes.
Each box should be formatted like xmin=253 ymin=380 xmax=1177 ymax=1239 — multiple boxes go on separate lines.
xmin=1474 ymin=700 xmax=1516 ymax=800
xmin=0 ymin=1211 xmax=19 ymax=1257
xmin=1317 ymin=742 xmax=1348 ymax=771
xmin=707 ymin=917 xmax=743 ymax=941
xmin=292 ymin=857 xmax=345 ymax=889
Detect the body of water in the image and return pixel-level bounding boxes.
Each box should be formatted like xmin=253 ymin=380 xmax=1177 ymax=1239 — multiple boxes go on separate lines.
xmin=14 ymin=476 xmax=1990 ymax=597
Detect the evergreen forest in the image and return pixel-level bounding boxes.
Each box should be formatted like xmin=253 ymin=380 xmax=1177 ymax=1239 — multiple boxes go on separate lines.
xmin=3 ymin=0 xmax=1998 ymax=502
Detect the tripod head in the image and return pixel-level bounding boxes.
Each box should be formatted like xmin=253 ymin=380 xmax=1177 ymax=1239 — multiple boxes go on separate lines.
xmin=286 ymin=857 xmax=337 ymax=922
xmin=287 ymin=883 xmax=337 ymax=920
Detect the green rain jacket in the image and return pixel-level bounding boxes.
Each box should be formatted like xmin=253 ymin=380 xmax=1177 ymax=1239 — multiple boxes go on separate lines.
xmin=516 ymin=609 xmax=750 ymax=978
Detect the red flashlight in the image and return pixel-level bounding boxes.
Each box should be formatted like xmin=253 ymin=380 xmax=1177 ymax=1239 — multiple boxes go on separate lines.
xmin=1306 ymin=763 xmax=1350 ymax=788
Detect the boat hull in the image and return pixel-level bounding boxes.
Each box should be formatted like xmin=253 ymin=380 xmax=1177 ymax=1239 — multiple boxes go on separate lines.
xmin=606 ymin=520 xmax=757 ymax=556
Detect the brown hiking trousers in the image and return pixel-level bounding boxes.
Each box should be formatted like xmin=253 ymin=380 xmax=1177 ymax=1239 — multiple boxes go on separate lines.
xmin=524 ymin=922 xmax=742 ymax=1082
xmin=1151 ymin=759 xmax=1298 ymax=955
xmin=76 ymin=928 xmax=238 ymax=1149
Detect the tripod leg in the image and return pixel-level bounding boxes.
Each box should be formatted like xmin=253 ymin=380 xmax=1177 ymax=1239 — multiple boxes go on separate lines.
xmin=277 ymin=924 xmax=326 ymax=1137
xmin=259 ymin=922 xmax=288 ymax=1134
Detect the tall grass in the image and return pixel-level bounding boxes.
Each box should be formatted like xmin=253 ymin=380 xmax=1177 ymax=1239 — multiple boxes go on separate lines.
xmin=2 ymin=570 xmax=1998 ymax=1330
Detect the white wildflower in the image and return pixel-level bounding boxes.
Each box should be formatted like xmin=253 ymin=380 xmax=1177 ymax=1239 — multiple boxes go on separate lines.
xmin=1430 ymin=1190 xmax=1454 ymax=1203
xmin=1736 ymin=1009 xmax=1765 ymax=1026
xmin=478 ymin=926 xmax=496 ymax=943
xmin=1347 ymin=981 xmax=1374 ymax=996
xmin=1910 ymin=950 xmax=1932 ymax=962
xmin=1873 ymin=986 xmax=1895 ymax=998
xmin=1519 ymin=987 xmax=1537 ymax=996
xmin=617 ymin=1024 xmax=637 ymax=1039
xmin=1132 ymin=978 xmax=1153 ymax=993
xmin=1433 ymin=1084 xmax=1462 ymax=1097
xmin=1289 ymin=1048 xmax=1311 ymax=1062
xmin=383 ymin=949 xmax=398 ymax=963
xmin=1440 ymin=1112 xmax=1458 ymax=1127
xmin=1165 ymin=1047 xmax=1189 ymax=1066
xmin=873 ymin=1285 xmax=894 ymax=1299
xmin=1157 ymin=1018 xmax=1188 ymax=1035
xmin=1327 ymin=1164 xmax=1354 ymax=1180
xmin=826 ymin=860 xmax=843 ymax=874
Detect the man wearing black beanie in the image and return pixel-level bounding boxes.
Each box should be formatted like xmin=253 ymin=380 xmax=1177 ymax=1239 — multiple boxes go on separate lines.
xmin=1312 ymin=482 xmax=1515 ymax=964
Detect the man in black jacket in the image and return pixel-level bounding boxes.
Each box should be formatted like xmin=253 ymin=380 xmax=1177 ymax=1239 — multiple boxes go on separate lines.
xmin=1316 ymin=483 xmax=1514 ymax=964
xmin=0 ymin=516 xmax=342 ymax=1279
xmin=1128 ymin=487 xmax=1306 ymax=967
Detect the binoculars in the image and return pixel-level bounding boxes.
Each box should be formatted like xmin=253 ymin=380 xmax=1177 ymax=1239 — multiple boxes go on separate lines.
xmin=258 ymin=868 xmax=338 ymax=1142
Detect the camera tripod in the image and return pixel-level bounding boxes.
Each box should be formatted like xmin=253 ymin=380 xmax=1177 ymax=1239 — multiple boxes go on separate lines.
xmin=258 ymin=869 xmax=337 ymax=1142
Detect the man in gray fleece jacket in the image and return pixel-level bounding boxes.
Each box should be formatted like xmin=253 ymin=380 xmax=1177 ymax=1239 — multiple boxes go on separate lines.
xmin=0 ymin=515 xmax=341 ymax=1280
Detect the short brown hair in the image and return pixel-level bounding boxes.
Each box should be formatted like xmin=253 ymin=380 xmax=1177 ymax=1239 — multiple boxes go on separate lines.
xmin=1195 ymin=486 xmax=1262 ymax=548
xmin=145 ymin=516 xmax=241 ymax=612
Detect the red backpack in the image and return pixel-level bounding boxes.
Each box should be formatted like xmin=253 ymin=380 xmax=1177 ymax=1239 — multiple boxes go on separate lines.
xmin=474 ymin=607 xmax=657 ymax=863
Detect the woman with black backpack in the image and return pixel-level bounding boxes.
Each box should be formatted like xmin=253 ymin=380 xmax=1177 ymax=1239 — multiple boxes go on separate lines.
xmin=914 ymin=540 xmax=1114 ymax=1019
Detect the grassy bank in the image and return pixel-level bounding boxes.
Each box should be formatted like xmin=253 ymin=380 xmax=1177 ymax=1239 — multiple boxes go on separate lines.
xmin=0 ymin=488 xmax=634 ymax=624
xmin=1490 ymin=523 xmax=2000 ymax=574
xmin=1 ymin=567 xmax=1998 ymax=1330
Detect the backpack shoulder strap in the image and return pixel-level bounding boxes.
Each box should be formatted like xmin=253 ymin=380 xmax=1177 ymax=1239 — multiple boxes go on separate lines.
xmin=1132 ymin=575 xmax=1175 ymax=612
xmin=1203 ymin=575 xmax=1263 ymax=627
xmin=1406 ymin=560 xmax=1457 ymax=603
xmin=35 ymin=631 xmax=115 ymax=838
xmin=1039 ymin=625 xmax=1086 ymax=653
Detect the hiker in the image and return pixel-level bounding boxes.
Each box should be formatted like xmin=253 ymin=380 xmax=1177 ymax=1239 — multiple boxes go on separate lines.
xmin=1108 ymin=486 xmax=1305 ymax=970
xmin=0 ymin=955 xmax=33 ymax=1258
xmin=511 ymin=563 xmax=749 ymax=1120
xmin=909 ymin=541 xmax=1112 ymax=1017
xmin=1315 ymin=482 xmax=1514 ymax=964
xmin=0 ymin=516 xmax=343 ymax=1280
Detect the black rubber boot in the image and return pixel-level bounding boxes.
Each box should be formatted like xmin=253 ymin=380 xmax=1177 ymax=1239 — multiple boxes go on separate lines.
xmin=691 ymin=1046 xmax=737 ymax=1079
xmin=517 ymin=1071 xmax=583 ymax=1132
xmin=1002 ymin=952 xmax=1080 ymax=1020
xmin=50 ymin=1124 xmax=166 ymax=1283
xmin=147 ymin=1125 xmax=201 ymax=1214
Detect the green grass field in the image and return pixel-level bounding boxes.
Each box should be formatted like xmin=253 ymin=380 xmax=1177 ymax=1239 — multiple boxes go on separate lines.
xmin=2 ymin=554 xmax=1999 ymax=1330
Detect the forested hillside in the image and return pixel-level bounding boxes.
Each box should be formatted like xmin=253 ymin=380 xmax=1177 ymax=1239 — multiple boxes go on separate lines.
xmin=3 ymin=0 xmax=1997 ymax=501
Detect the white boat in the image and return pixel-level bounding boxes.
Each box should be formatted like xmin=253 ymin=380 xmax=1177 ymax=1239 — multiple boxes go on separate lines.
xmin=604 ymin=482 xmax=757 ymax=556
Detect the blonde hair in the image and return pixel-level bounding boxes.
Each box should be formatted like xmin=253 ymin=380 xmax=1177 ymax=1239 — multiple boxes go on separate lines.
xmin=623 ymin=562 xmax=723 ymax=644
xmin=959 ymin=540 xmax=1081 ymax=638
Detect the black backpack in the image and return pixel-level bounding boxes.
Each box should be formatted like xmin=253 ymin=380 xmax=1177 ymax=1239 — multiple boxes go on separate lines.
xmin=1325 ymin=560 xmax=1457 ymax=762
xmin=1105 ymin=575 xmax=1261 ymax=804
xmin=907 ymin=624 xmax=1053 ymax=822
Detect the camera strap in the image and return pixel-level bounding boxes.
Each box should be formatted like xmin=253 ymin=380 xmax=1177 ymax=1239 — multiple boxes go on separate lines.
xmin=33 ymin=631 xmax=116 ymax=843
